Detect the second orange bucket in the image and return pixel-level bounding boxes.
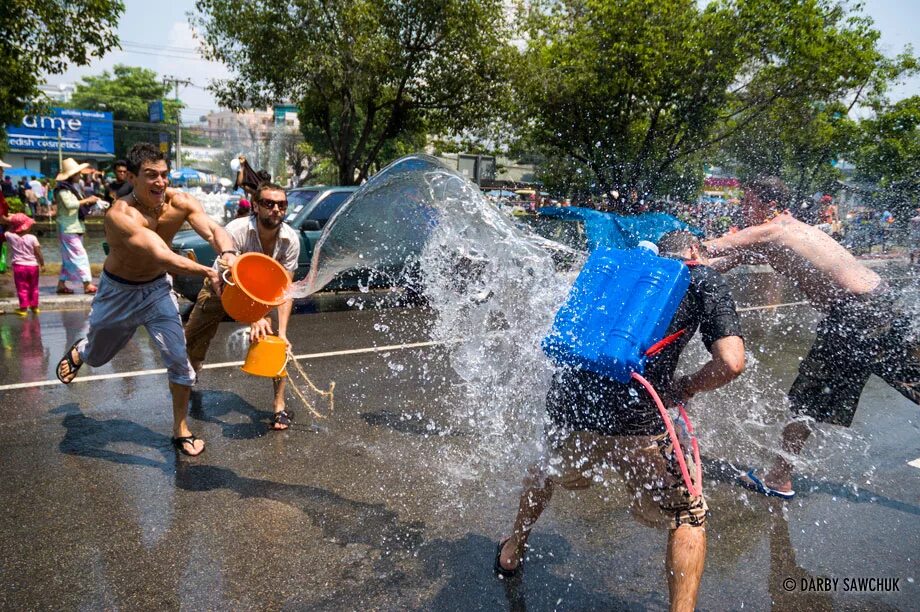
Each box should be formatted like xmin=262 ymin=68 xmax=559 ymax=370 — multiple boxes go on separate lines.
xmin=220 ymin=252 xmax=291 ymax=323
xmin=241 ymin=336 xmax=289 ymax=377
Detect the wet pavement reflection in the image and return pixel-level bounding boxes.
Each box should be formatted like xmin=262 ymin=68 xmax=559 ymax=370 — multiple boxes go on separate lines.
xmin=0 ymin=266 xmax=917 ymax=610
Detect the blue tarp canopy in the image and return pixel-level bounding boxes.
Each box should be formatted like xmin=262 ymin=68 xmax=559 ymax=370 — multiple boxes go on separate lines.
xmin=537 ymin=206 xmax=703 ymax=251
xmin=170 ymin=168 xmax=204 ymax=181
xmin=4 ymin=167 xmax=44 ymax=178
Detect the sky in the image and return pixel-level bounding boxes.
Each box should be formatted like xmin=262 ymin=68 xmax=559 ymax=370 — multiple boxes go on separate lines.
xmin=44 ymin=0 xmax=920 ymax=124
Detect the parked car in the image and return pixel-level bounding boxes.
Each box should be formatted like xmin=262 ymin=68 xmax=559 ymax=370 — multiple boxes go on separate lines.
xmin=170 ymin=186 xmax=358 ymax=301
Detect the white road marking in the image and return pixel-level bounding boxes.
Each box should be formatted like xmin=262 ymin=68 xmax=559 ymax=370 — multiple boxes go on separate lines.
xmin=0 ymin=299 xmax=846 ymax=392
xmin=908 ymin=458 xmax=920 ymax=470
xmin=736 ymin=301 xmax=810 ymax=312
xmin=0 ymin=340 xmax=445 ymax=392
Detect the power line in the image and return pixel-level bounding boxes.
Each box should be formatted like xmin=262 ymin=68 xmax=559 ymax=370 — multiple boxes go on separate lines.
xmin=122 ymin=44 xmax=199 ymax=57
xmin=121 ymin=39 xmax=200 ymax=53
xmin=115 ymin=48 xmax=217 ymax=63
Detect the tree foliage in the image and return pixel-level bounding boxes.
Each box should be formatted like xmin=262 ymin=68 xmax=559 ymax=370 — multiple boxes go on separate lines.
xmin=851 ymin=96 xmax=920 ymax=217
xmin=718 ymin=99 xmax=861 ymax=215
xmin=1 ymin=0 xmax=123 ymax=146
xmin=70 ymin=65 xmax=183 ymax=123
xmin=67 ymin=65 xmax=185 ymax=158
xmin=194 ymin=0 xmax=515 ymax=185
xmin=515 ymin=0 xmax=909 ymax=209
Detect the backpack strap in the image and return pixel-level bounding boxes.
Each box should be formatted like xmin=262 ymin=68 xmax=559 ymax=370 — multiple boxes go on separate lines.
xmin=645 ymin=328 xmax=687 ymax=357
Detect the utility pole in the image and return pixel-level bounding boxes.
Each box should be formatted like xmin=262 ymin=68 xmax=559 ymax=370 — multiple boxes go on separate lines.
xmin=162 ymin=76 xmax=191 ymax=170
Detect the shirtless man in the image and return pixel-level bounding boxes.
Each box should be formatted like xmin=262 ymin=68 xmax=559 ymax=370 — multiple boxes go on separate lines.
xmin=55 ymin=143 xmax=238 ymax=457
xmin=705 ymin=176 xmax=920 ymax=498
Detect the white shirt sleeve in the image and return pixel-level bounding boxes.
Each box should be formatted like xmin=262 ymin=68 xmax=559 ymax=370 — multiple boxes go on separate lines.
xmin=281 ymin=235 xmax=300 ymax=272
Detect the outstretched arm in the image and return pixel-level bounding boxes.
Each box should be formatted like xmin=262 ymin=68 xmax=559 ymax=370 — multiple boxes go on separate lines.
xmin=705 ymin=250 xmax=768 ymax=273
xmin=704 ymin=223 xmax=778 ymax=256
xmin=181 ymin=193 xmax=237 ymax=264
xmin=675 ymin=336 xmax=745 ymax=402
xmin=107 ymin=208 xmax=220 ymax=282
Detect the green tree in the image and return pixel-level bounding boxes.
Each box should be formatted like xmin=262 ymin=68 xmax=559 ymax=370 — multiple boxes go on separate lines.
xmin=515 ymin=0 xmax=909 ymax=211
xmin=717 ymin=100 xmax=862 ymax=213
xmin=194 ymin=0 xmax=514 ymax=185
xmin=0 ymin=0 xmax=123 ymax=146
xmin=851 ymin=96 xmax=920 ymax=219
xmin=68 ymin=65 xmax=184 ymax=158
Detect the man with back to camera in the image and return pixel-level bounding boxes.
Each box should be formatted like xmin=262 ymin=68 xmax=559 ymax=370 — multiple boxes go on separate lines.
xmin=495 ymin=231 xmax=745 ymax=612
xmin=55 ymin=143 xmax=239 ymax=457
xmin=184 ymin=182 xmax=299 ymax=430
xmin=704 ymin=176 xmax=920 ymax=499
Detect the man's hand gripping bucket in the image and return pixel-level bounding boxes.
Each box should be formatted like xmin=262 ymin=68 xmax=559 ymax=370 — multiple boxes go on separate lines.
xmin=221 ymin=252 xmax=291 ymax=323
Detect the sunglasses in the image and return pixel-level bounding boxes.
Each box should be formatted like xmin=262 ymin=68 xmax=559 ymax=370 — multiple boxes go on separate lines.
xmin=259 ymin=199 xmax=288 ymax=211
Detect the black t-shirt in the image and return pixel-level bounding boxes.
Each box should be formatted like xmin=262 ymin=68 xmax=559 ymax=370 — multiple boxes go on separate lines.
xmin=546 ymin=261 xmax=743 ymax=436
xmin=105 ymin=180 xmax=132 ymax=202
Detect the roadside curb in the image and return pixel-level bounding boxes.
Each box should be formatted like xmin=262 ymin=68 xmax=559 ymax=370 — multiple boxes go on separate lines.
xmin=0 ymin=294 xmax=94 ymax=313
xmin=0 ymin=287 xmax=407 ymax=314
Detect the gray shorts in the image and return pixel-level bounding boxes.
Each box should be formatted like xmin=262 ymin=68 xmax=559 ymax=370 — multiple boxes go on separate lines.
xmin=78 ymin=271 xmax=196 ymax=386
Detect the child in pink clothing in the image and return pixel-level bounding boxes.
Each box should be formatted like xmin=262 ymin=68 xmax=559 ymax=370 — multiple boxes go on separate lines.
xmin=5 ymin=213 xmax=44 ymax=316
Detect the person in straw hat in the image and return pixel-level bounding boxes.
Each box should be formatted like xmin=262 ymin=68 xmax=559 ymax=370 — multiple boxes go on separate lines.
xmin=55 ymin=143 xmax=238 ymax=457
xmin=53 ymin=157 xmax=100 ymax=294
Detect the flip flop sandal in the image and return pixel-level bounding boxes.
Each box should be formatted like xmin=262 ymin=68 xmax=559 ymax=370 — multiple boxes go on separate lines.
xmin=272 ymin=410 xmax=294 ymax=430
xmin=84 ymin=285 xmax=98 ymax=294
xmin=739 ymin=469 xmax=796 ymax=500
xmin=172 ymin=435 xmax=205 ymax=457
xmin=494 ymin=537 xmax=523 ymax=577
xmin=56 ymin=286 xmax=74 ymax=295
xmin=56 ymin=339 xmax=84 ymax=384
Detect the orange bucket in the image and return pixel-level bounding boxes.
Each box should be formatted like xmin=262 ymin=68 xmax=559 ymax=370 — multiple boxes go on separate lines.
xmin=220 ymin=252 xmax=291 ymax=323
xmin=241 ymin=336 xmax=289 ymax=378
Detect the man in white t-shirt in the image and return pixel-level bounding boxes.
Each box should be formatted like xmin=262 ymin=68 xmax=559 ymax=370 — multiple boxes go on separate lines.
xmin=185 ymin=182 xmax=301 ymax=430
xmin=28 ymin=177 xmax=44 ymax=200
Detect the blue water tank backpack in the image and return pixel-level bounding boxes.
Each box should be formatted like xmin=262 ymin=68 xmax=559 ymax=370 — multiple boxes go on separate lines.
xmin=542 ymin=244 xmax=691 ymax=383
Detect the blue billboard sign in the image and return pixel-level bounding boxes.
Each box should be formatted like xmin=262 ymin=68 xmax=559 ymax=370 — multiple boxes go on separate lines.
xmin=148 ymin=100 xmax=164 ymax=123
xmin=6 ymin=108 xmax=114 ymax=156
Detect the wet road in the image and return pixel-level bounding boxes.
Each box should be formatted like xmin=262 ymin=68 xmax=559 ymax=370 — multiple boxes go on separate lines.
xmin=0 ymin=270 xmax=918 ymax=611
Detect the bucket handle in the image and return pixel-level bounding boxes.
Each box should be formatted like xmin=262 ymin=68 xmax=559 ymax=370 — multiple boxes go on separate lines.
xmin=221 ymin=269 xmax=236 ymax=287
xmin=274 ymin=348 xmax=291 ymax=378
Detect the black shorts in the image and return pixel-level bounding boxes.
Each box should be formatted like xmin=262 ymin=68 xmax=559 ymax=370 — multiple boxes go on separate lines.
xmin=789 ymin=286 xmax=920 ymax=426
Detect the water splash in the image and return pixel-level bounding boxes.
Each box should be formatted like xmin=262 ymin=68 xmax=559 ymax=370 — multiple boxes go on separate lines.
xmin=293 ymin=155 xmax=581 ymax=481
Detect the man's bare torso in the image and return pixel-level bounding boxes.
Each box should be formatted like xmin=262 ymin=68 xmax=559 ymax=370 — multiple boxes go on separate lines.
xmin=733 ymin=214 xmax=880 ymax=309
xmin=104 ymin=189 xmax=194 ymax=281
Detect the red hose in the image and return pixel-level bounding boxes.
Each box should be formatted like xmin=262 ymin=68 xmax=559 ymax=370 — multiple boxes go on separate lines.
xmin=630 ymin=372 xmax=702 ymax=497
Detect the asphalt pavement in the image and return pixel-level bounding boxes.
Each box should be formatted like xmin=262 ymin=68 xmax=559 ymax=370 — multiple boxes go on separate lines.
xmin=0 ymin=270 xmax=918 ymax=610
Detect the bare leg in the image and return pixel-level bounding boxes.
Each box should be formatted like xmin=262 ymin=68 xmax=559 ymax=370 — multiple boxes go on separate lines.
xmin=170 ymin=382 xmax=204 ymax=455
xmin=666 ymin=524 xmax=707 ymax=612
xmin=499 ymin=467 xmax=555 ymax=572
xmin=273 ymin=376 xmax=286 ymax=412
xmin=760 ymin=420 xmax=812 ymax=492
